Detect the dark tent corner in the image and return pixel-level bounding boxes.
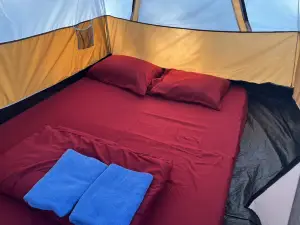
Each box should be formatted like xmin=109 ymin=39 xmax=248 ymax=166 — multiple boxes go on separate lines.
xmin=226 ymin=81 xmax=300 ymax=225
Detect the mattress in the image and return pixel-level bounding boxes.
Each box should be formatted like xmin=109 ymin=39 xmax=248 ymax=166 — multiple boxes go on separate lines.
xmin=0 ymin=77 xmax=248 ymax=225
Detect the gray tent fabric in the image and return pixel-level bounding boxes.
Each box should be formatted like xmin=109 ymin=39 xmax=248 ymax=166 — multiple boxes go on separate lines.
xmin=225 ymin=82 xmax=300 ymax=225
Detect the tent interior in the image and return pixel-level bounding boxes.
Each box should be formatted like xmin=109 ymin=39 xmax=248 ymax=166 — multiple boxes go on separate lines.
xmin=0 ymin=1 xmax=300 ymax=225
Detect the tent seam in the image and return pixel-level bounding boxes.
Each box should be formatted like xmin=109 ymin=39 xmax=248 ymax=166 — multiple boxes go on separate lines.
xmin=291 ymin=0 xmax=300 ymax=87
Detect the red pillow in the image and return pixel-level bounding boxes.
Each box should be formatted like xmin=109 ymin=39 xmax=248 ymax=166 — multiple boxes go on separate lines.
xmin=0 ymin=126 xmax=172 ymax=224
xmin=150 ymin=69 xmax=230 ymax=110
xmin=87 ymin=55 xmax=163 ymax=95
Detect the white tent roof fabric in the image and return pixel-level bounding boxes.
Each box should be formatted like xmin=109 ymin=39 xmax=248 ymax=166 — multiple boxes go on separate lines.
xmin=0 ymin=0 xmax=133 ymax=44
xmin=104 ymin=0 xmax=133 ymax=20
xmin=138 ymin=0 xmax=239 ymax=31
xmin=139 ymin=0 xmax=300 ymax=32
xmin=245 ymin=0 xmax=300 ymax=31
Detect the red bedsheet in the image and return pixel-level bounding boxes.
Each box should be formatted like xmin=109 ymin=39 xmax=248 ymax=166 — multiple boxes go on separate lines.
xmin=0 ymin=195 xmax=55 ymax=225
xmin=0 ymin=77 xmax=247 ymax=225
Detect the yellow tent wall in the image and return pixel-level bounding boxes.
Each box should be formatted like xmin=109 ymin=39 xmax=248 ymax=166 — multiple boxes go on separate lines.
xmin=0 ymin=17 xmax=109 ymax=109
xmin=107 ymin=16 xmax=297 ymax=87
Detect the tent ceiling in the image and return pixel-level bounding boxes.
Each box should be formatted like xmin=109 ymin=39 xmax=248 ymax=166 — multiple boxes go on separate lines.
xmin=138 ymin=0 xmax=239 ymax=31
xmin=246 ymin=0 xmax=300 ymax=31
xmin=104 ymin=0 xmax=133 ymax=20
xmin=0 ymin=0 xmax=133 ymax=44
xmin=0 ymin=0 xmax=105 ymax=43
xmin=138 ymin=0 xmax=300 ymax=32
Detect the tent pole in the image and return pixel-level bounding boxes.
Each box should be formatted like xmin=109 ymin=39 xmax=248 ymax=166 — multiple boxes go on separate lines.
xmin=131 ymin=0 xmax=141 ymax=21
xmin=231 ymin=0 xmax=251 ymax=32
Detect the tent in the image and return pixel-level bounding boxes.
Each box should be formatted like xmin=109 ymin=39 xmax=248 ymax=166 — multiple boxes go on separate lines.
xmin=0 ymin=1 xmax=300 ymax=225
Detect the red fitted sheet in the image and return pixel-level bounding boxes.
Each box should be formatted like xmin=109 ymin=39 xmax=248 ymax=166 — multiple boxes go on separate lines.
xmin=0 ymin=77 xmax=247 ymax=225
xmin=0 ymin=195 xmax=56 ymax=225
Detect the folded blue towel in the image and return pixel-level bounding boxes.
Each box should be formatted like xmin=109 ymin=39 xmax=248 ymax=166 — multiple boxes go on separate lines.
xmin=24 ymin=149 xmax=107 ymax=217
xmin=70 ymin=164 xmax=153 ymax=225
